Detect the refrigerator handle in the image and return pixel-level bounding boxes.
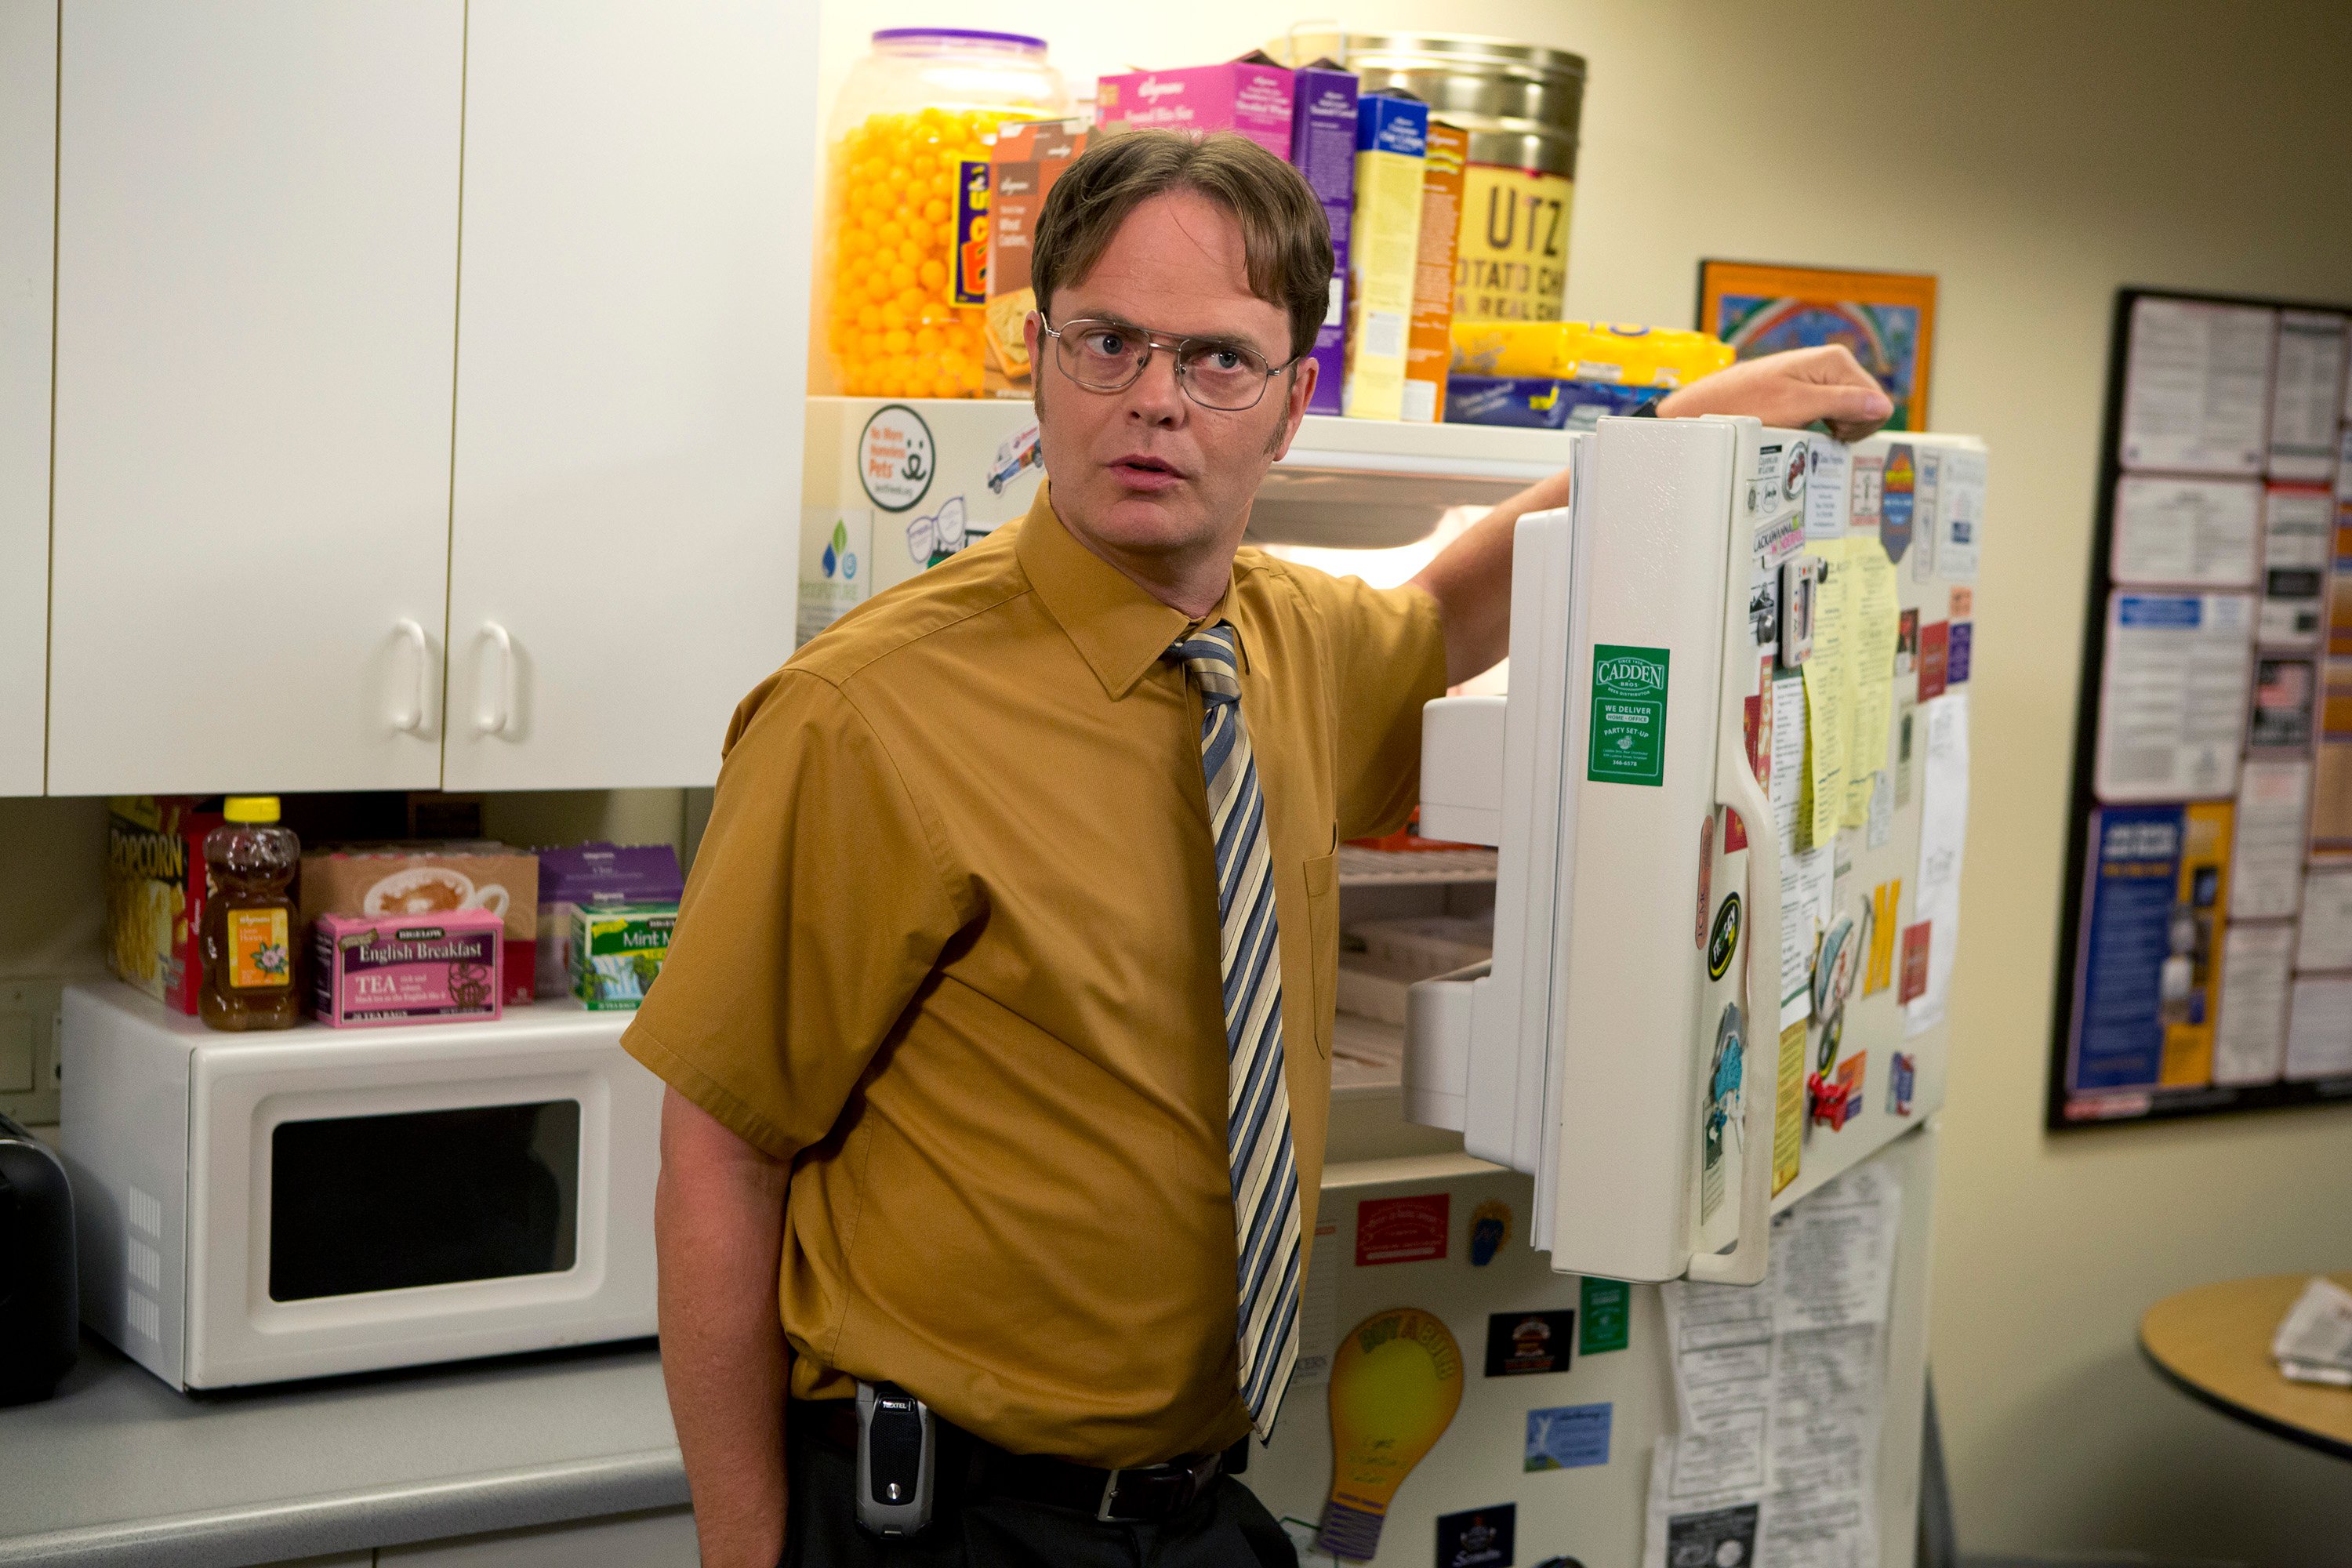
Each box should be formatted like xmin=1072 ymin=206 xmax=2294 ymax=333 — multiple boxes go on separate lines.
xmin=1687 ymin=678 xmax=1780 ymax=1287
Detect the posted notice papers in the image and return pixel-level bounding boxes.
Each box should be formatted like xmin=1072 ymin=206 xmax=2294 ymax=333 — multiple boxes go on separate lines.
xmin=2093 ymin=592 xmax=2252 ymax=802
xmin=1646 ymin=1165 xmax=1903 ymax=1568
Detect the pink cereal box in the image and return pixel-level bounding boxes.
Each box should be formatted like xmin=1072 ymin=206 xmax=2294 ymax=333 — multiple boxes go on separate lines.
xmin=1095 ymin=56 xmax=1294 ymax=158
xmin=311 ymin=910 xmax=503 ymax=1028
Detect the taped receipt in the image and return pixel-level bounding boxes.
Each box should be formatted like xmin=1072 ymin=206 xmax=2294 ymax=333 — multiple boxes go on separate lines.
xmin=1645 ymin=1165 xmax=1903 ymax=1568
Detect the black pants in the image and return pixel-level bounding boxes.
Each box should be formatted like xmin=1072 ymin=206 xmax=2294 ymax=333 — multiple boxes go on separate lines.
xmin=780 ymin=1414 xmax=1299 ymax=1568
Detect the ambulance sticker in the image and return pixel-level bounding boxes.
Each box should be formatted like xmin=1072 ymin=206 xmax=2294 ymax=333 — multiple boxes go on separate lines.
xmin=1588 ymin=644 xmax=1670 ymax=786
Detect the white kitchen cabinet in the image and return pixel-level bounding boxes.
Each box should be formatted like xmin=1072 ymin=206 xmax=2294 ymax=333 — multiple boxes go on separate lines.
xmin=0 ymin=0 xmax=54 ymax=797
xmin=45 ymin=0 xmax=463 ymax=797
xmin=441 ymin=0 xmax=815 ymax=790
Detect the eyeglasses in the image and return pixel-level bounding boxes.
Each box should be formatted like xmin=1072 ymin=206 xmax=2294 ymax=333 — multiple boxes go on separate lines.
xmin=1036 ymin=315 xmax=1299 ymax=412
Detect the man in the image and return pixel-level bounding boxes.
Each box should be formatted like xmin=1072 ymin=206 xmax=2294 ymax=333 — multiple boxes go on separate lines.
xmin=627 ymin=130 xmax=1892 ymax=1568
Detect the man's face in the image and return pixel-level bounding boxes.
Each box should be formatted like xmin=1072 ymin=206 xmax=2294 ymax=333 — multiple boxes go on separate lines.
xmin=1025 ymin=191 xmax=1316 ymax=575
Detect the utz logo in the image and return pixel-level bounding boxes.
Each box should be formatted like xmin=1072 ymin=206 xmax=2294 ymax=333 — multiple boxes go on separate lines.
xmin=1595 ymin=656 xmax=1666 ymax=694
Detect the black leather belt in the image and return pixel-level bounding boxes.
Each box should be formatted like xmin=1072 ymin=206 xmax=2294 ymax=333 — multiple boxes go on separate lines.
xmin=794 ymin=1399 xmax=1234 ymax=1524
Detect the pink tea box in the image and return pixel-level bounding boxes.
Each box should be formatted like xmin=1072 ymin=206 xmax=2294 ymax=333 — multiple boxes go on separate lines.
xmin=310 ymin=910 xmax=504 ymax=1028
xmin=1095 ymin=57 xmax=1294 ymax=158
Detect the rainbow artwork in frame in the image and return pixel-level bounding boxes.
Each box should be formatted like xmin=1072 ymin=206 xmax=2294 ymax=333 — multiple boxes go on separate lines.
xmin=1696 ymin=262 xmax=1938 ymax=431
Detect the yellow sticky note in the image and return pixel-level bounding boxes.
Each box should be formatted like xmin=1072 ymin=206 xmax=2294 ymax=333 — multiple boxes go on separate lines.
xmin=1773 ymin=1018 xmax=1806 ymax=1197
xmin=1800 ymin=539 xmax=1852 ymax=849
xmin=1841 ymin=539 xmax=1902 ymax=827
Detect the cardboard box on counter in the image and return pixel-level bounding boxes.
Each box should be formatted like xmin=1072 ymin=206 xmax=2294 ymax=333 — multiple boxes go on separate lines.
xmin=299 ymin=844 xmax=539 ymax=1006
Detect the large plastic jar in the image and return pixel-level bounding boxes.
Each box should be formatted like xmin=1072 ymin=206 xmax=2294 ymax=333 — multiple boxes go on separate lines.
xmin=822 ymin=30 xmax=1071 ymax=399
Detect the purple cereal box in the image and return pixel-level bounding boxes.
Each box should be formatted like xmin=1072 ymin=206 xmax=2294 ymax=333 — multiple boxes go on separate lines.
xmin=1288 ymin=60 xmax=1358 ymax=414
xmin=1095 ymin=58 xmax=1295 ymax=159
xmin=312 ymin=909 xmax=504 ymax=1028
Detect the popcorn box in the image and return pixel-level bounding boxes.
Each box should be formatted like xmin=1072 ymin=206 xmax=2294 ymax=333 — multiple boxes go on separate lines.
xmin=104 ymin=796 xmax=222 ymax=1013
xmin=1095 ymin=59 xmax=1295 ymax=158
xmin=310 ymin=911 xmax=503 ymax=1028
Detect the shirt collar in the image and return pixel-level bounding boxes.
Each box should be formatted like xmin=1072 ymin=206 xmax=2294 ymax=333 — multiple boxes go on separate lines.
xmin=1016 ymin=481 xmax=1247 ymax=699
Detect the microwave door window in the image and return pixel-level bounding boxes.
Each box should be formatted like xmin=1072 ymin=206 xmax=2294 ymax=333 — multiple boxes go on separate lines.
xmin=269 ymin=1102 xmax=582 ymax=1302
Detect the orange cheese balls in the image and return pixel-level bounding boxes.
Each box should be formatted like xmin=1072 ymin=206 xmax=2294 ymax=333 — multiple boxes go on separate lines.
xmin=826 ymin=106 xmax=1007 ymax=398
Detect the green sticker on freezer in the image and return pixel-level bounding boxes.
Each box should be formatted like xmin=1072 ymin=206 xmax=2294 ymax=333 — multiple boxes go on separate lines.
xmin=1579 ymin=1276 xmax=1630 ymax=1353
xmin=1588 ymin=644 xmax=1670 ymax=786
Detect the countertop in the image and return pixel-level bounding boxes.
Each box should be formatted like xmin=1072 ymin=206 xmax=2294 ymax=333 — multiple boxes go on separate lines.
xmin=0 ymin=1333 xmax=686 ymax=1567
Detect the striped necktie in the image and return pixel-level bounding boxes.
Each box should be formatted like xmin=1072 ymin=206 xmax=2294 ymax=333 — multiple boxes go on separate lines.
xmin=1167 ymin=622 xmax=1301 ymax=1439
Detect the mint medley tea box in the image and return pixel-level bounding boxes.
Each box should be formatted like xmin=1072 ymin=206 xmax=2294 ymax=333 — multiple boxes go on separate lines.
xmin=568 ymin=902 xmax=677 ymax=1011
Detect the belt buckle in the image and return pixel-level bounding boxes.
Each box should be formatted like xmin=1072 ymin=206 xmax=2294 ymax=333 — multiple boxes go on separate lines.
xmin=1094 ymin=1468 xmax=1126 ymax=1523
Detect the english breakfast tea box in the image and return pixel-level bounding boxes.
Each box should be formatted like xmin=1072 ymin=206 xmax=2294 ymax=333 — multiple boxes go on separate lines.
xmin=311 ymin=911 xmax=503 ymax=1028
xmin=299 ymin=844 xmax=538 ymax=1005
xmin=570 ymin=902 xmax=677 ymax=1011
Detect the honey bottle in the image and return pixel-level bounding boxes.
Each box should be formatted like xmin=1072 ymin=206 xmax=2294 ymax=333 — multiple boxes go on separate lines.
xmin=198 ymin=796 xmax=301 ymax=1031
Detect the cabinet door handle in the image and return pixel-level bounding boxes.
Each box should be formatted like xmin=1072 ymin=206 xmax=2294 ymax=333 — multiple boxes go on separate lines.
xmin=477 ymin=622 xmax=515 ymax=735
xmin=390 ymin=619 xmax=429 ymax=733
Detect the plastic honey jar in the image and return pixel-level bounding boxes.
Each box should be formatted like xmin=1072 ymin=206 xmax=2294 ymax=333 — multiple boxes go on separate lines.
xmin=822 ymin=30 xmax=1070 ymax=399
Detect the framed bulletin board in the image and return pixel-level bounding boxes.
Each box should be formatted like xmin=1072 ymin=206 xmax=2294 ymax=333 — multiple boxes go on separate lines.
xmin=1696 ymin=262 xmax=1937 ymax=430
xmin=2050 ymin=286 xmax=2352 ymax=1128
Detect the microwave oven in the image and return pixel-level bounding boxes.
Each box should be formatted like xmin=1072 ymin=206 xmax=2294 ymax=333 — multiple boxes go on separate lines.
xmin=60 ymin=982 xmax=662 ymax=1390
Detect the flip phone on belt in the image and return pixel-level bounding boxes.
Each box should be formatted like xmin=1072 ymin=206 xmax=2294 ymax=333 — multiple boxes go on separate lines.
xmin=855 ymin=1380 xmax=935 ymax=1537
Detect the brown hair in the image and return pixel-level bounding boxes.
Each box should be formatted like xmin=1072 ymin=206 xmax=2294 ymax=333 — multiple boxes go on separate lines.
xmin=1030 ymin=129 xmax=1334 ymax=363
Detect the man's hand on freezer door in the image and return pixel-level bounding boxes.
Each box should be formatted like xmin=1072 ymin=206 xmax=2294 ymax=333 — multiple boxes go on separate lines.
xmin=1657 ymin=343 xmax=1896 ymax=443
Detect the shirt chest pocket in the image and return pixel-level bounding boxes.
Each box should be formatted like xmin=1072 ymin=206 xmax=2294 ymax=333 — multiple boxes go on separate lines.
xmin=1299 ymin=849 xmax=1338 ymax=1060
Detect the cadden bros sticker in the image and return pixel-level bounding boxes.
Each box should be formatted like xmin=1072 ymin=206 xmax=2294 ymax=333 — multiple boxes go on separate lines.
xmin=1588 ymin=644 xmax=1670 ymax=786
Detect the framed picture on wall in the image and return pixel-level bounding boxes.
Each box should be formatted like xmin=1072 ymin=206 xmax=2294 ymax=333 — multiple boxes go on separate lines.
xmin=1696 ymin=262 xmax=1939 ymax=430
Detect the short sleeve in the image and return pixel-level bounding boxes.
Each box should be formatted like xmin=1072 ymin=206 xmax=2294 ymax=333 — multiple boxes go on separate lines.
xmin=1313 ymin=572 xmax=1450 ymax=840
xmin=622 ymin=669 xmax=967 ymax=1161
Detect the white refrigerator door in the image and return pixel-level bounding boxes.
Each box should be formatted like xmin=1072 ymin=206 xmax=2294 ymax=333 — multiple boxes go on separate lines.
xmin=1246 ymin=1125 xmax=1937 ymax=1568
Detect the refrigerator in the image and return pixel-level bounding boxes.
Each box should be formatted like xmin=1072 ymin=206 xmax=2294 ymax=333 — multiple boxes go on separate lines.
xmin=797 ymin=401 xmax=1984 ymax=1566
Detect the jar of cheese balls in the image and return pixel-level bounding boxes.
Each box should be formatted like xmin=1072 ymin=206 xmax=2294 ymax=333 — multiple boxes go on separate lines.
xmin=823 ymin=29 xmax=1071 ymax=399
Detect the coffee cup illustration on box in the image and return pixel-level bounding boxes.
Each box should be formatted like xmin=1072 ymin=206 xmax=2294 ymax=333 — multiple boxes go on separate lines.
xmin=361 ymin=865 xmax=511 ymax=920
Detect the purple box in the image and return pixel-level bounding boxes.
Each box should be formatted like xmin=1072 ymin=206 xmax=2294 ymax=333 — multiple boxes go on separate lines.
xmin=312 ymin=910 xmax=503 ymax=1028
xmin=535 ymin=842 xmax=684 ymax=999
xmin=1096 ymin=60 xmax=1295 ymax=159
xmin=1289 ymin=61 xmax=1358 ymax=414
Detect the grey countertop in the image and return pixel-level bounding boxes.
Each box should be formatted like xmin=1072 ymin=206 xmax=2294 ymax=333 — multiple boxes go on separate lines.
xmin=0 ymin=1334 xmax=686 ymax=1567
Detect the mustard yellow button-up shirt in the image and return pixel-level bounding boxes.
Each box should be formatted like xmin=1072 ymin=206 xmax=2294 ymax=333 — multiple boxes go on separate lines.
xmin=624 ymin=485 xmax=1447 ymax=1467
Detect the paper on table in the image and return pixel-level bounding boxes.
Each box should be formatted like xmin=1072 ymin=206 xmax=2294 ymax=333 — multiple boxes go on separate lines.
xmin=2272 ymin=1276 xmax=2352 ymax=1371
xmin=2110 ymin=474 xmax=2261 ymax=588
xmin=1907 ymin=693 xmax=1969 ymax=1036
xmin=2093 ymin=593 xmax=2253 ymax=803
xmin=1840 ymin=540 xmax=1901 ymax=828
xmin=2267 ymin=311 xmax=2348 ymax=482
xmin=2292 ymin=868 xmax=2352 ymax=971
xmin=2213 ymin=922 xmax=2292 ymax=1087
xmin=2119 ymin=296 xmax=2275 ymax=475
xmin=2285 ymin=976 xmax=2352 ymax=1081
xmin=2229 ymin=758 xmax=2310 ymax=920
xmin=1802 ymin=540 xmax=1853 ymax=848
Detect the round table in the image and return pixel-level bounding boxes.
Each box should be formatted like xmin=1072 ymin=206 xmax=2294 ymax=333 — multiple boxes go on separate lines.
xmin=2140 ymin=1272 xmax=2352 ymax=1461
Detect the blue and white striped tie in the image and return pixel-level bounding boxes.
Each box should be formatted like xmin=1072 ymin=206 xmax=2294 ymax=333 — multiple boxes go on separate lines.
xmin=1168 ymin=622 xmax=1301 ymax=1439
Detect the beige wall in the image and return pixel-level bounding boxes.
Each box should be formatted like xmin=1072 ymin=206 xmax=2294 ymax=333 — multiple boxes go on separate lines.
xmin=815 ymin=0 xmax=2352 ymax=1556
